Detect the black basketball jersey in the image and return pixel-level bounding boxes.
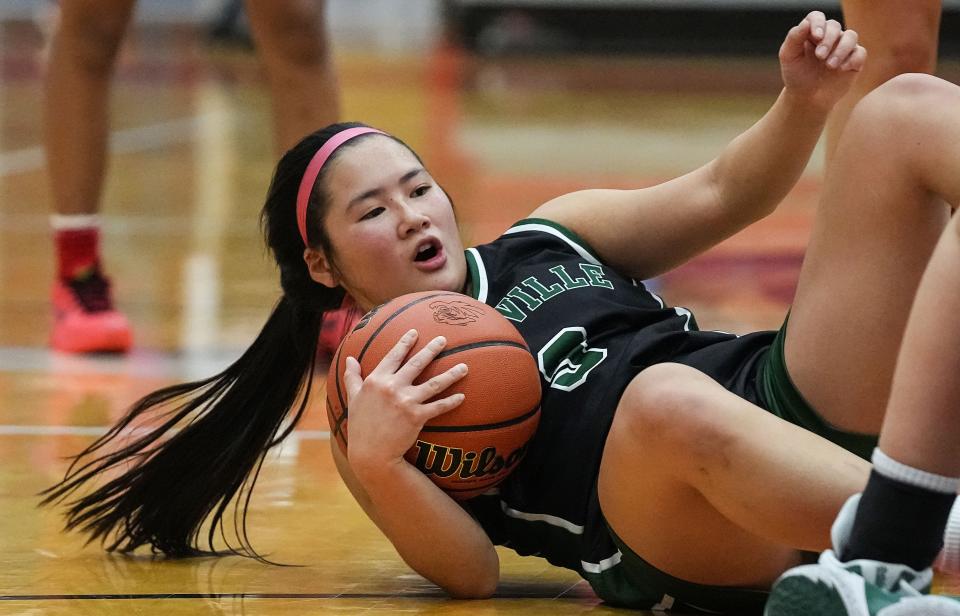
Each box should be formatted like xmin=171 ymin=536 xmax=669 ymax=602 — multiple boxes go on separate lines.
xmin=460 ymin=218 xmax=776 ymax=581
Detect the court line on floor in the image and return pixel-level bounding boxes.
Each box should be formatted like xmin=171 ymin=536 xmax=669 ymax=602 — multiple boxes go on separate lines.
xmin=0 ymin=114 xmax=225 ymax=177
xmin=0 ymin=346 xmax=242 ymax=379
xmin=0 ymin=424 xmax=330 ymax=439
xmin=0 ymin=591 xmax=575 ymax=601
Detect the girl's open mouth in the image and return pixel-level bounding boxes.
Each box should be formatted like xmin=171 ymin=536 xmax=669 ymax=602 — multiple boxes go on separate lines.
xmin=413 ymin=239 xmax=446 ymax=271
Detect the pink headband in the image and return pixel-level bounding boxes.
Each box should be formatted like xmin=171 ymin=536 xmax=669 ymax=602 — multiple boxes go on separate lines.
xmin=296 ymin=127 xmax=386 ymax=247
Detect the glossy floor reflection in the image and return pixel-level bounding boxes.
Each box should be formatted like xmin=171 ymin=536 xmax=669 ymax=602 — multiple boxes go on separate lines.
xmin=2 ymin=15 xmax=959 ymax=616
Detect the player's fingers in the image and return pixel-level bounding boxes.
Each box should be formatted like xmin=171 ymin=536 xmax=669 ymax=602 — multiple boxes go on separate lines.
xmin=343 ymin=356 xmax=364 ymax=402
xmin=412 ymin=363 xmax=468 ymax=401
xmin=826 ymin=29 xmax=859 ymax=69
xmin=804 ymin=11 xmax=827 ymax=41
xmin=419 ymin=392 xmax=467 ymax=421
xmin=371 ymin=329 xmax=419 ymax=375
xmin=395 ymin=335 xmax=448 ymax=381
xmin=816 ymin=19 xmax=843 ymax=60
xmin=840 ymin=45 xmax=867 ymax=72
xmin=779 ymin=20 xmax=811 ymax=62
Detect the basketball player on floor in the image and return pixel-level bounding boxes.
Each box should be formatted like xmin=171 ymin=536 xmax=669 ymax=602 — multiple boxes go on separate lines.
xmin=41 ymin=12 xmax=960 ymax=615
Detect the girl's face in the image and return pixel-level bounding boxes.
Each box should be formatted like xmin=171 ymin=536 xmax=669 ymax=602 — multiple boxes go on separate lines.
xmin=305 ymin=136 xmax=467 ymax=311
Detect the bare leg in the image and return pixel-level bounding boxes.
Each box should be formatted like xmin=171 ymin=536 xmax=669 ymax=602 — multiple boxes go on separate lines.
xmin=245 ymin=0 xmax=350 ymax=357
xmin=245 ymin=0 xmax=340 ymax=154
xmin=786 ymin=74 xmax=960 ymax=434
xmin=43 ymin=0 xmax=137 ymax=216
xmin=764 ymin=217 xmax=960 ymax=609
xmin=827 ymin=214 xmax=960 ymax=572
xmin=599 ymin=364 xmax=870 ymax=587
xmin=825 ymin=0 xmax=940 ymax=160
xmin=44 ymin=0 xmax=135 ymax=354
xmin=879 ymin=214 xmax=960 ymax=476
xmin=600 ymin=204 xmax=960 ymax=587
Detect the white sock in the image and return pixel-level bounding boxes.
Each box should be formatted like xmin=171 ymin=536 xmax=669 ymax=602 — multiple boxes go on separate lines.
xmin=872 ymin=448 xmax=959 ymax=494
xmin=50 ymin=214 xmax=101 ymax=231
xmin=937 ymin=498 xmax=960 ymax=573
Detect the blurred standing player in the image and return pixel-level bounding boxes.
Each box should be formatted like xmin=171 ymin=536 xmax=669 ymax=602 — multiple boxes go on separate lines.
xmin=44 ymin=0 xmax=343 ymax=353
xmin=825 ymin=0 xmax=941 ymax=159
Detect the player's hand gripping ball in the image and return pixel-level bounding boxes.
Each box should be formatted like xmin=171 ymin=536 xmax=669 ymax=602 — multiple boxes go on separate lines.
xmin=326 ymin=291 xmax=541 ymax=499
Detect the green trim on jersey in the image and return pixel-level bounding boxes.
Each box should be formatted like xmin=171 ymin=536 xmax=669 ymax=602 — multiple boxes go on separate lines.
xmin=505 ymin=218 xmax=603 ymax=265
xmin=757 ymin=318 xmax=878 ymax=461
xmin=464 ymin=247 xmax=486 ymax=302
xmin=466 ymin=218 xmax=603 ymax=304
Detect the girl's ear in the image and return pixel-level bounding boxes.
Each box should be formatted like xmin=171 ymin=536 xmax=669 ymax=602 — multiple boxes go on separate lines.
xmin=304 ymin=248 xmax=338 ymax=288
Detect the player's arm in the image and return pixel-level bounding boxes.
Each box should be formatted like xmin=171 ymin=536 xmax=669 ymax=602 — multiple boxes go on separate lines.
xmin=331 ymin=332 xmax=500 ymax=598
xmin=531 ymin=12 xmax=866 ymax=281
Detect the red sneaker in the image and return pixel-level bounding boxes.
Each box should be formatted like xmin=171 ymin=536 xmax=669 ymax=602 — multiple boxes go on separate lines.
xmin=51 ymin=271 xmax=132 ymax=353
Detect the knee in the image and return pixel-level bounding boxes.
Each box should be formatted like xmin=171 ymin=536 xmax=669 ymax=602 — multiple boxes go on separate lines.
xmin=873 ymin=72 xmax=958 ymax=104
xmin=846 ymin=74 xmax=960 ymax=148
xmin=253 ymin=11 xmax=330 ymax=70
xmin=847 ymin=0 xmax=939 ymax=85
xmin=613 ymin=364 xmax=733 ymax=464
xmin=864 ymin=40 xmax=938 ymax=86
xmin=58 ymin=11 xmax=131 ymax=75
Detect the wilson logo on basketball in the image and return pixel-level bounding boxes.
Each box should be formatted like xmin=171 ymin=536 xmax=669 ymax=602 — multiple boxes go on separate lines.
xmin=411 ymin=440 xmax=528 ymax=480
xmin=429 ymin=300 xmax=484 ymax=326
xmin=328 ymin=291 xmax=542 ymax=500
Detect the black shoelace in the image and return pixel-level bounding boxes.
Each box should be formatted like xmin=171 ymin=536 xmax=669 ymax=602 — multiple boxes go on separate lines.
xmin=66 ymin=272 xmax=113 ymax=313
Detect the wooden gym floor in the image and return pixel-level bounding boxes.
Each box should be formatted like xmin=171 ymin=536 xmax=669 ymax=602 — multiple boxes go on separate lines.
xmin=1 ymin=15 xmax=959 ymax=616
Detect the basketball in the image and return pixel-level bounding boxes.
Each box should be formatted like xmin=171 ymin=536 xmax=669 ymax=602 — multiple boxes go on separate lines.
xmin=326 ymin=291 xmax=541 ymax=500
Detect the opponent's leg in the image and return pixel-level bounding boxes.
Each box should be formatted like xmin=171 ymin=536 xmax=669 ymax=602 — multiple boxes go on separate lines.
xmin=785 ymin=74 xmax=960 ymax=434
xmin=246 ymin=0 xmax=352 ymax=356
xmin=599 ymin=364 xmax=870 ymax=588
xmin=44 ymin=0 xmax=135 ymax=218
xmin=44 ymin=0 xmax=136 ymax=353
xmin=245 ymin=0 xmax=340 ymax=153
xmin=825 ymin=0 xmax=941 ymax=160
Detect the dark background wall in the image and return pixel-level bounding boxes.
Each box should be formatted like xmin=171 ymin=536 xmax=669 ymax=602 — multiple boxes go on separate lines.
xmin=443 ymin=2 xmax=959 ymax=57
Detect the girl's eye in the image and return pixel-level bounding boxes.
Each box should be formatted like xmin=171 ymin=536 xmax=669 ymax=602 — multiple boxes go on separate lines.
xmin=359 ymin=207 xmax=385 ymax=221
xmin=411 ymin=185 xmax=431 ymax=198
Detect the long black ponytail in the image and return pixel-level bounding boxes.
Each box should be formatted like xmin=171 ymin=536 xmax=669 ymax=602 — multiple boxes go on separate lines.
xmin=39 ymin=122 xmax=378 ymax=560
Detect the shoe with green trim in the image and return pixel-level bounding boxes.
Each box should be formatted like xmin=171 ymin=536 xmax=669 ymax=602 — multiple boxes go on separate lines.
xmin=765 ymin=549 xmax=960 ymax=616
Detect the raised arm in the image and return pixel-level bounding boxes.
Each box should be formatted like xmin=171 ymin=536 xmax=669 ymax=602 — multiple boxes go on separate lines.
xmin=332 ymin=331 xmax=499 ymax=598
xmin=531 ymin=11 xmax=867 ymax=280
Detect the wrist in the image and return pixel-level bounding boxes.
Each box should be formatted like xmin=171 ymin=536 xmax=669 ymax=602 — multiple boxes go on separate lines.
xmin=355 ymin=457 xmax=448 ymax=508
xmin=350 ymin=454 xmax=408 ymax=490
xmin=780 ymin=87 xmax=834 ymax=118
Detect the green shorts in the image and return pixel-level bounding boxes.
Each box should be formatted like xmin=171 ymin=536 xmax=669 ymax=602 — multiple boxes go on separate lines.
xmin=756 ymin=319 xmax=878 ymax=461
xmin=589 ymin=525 xmax=803 ymax=614
xmin=587 ymin=319 xmax=878 ymax=613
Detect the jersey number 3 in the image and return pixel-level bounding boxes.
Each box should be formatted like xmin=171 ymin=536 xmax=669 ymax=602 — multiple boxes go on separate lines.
xmin=537 ymin=327 xmax=607 ymax=391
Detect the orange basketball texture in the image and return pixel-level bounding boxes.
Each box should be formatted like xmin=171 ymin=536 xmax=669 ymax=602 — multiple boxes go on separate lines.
xmin=326 ymin=291 xmax=541 ymax=500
